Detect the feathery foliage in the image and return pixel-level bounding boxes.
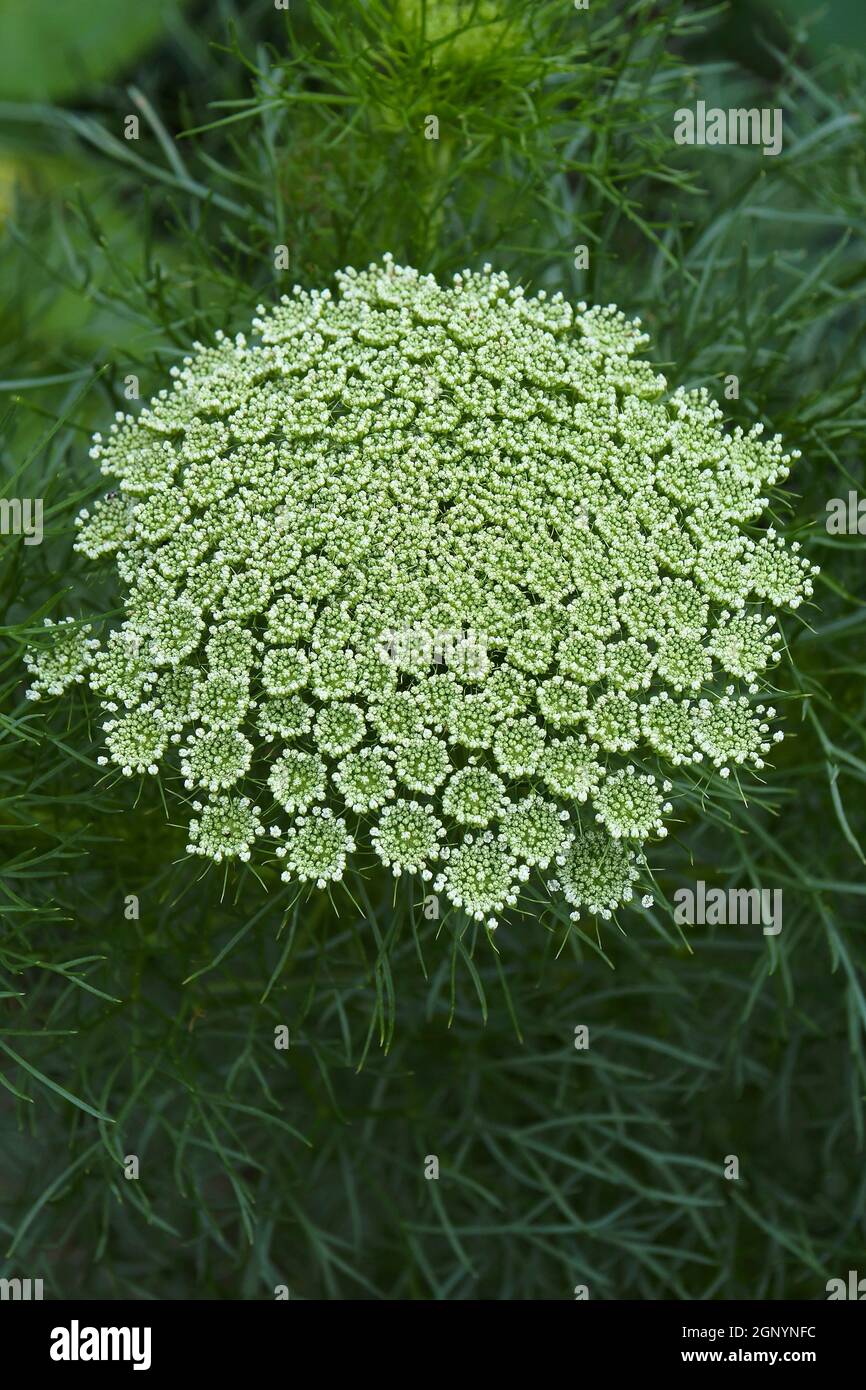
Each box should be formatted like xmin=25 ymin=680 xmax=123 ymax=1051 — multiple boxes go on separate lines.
xmin=1 ymin=0 xmax=865 ymax=1299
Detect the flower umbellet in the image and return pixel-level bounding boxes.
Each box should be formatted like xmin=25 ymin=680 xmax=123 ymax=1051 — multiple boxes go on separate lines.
xmin=25 ymin=258 xmax=817 ymax=928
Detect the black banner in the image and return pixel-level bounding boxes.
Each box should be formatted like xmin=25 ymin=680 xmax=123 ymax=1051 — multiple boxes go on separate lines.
xmin=3 ymin=1298 xmax=862 ymax=1374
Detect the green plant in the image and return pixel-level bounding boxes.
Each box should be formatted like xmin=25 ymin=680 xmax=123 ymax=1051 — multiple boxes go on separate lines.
xmin=1 ymin=0 xmax=865 ymax=1301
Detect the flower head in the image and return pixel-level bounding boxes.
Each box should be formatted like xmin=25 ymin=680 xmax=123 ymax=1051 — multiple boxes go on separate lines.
xmin=276 ymin=807 xmax=355 ymax=888
xmin=24 ymin=618 xmax=98 ymax=699
xmin=371 ymin=799 xmax=445 ymax=876
xmin=29 ymin=259 xmax=815 ymax=925
xmin=435 ymin=832 xmax=521 ymax=925
xmin=187 ymin=795 xmax=264 ymax=862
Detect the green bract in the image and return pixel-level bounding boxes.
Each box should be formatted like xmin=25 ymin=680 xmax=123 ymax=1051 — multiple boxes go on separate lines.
xmin=25 ymin=258 xmax=818 ymax=927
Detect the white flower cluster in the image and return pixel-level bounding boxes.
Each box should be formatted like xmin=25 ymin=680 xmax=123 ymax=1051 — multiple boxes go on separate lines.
xmin=25 ymin=257 xmax=818 ymax=927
